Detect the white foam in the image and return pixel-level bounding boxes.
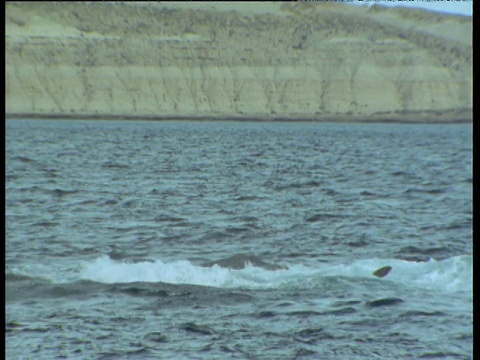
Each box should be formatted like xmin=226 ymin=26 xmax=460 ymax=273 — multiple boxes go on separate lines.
xmin=79 ymin=256 xmax=232 ymax=287
xmin=78 ymin=255 xmax=311 ymax=288
xmin=77 ymin=254 xmax=472 ymax=295
xmin=345 ymin=255 xmax=472 ymax=294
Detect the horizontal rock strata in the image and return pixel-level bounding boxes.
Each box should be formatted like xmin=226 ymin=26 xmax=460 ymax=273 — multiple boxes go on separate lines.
xmin=6 ymin=2 xmax=472 ymax=122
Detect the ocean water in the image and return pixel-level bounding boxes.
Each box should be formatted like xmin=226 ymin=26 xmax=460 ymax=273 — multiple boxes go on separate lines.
xmin=6 ymin=119 xmax=472 ymax=359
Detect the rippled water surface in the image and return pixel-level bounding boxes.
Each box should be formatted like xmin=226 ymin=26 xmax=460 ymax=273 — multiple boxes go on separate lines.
xmin=6 ymin=120 xmax=472 ymax=359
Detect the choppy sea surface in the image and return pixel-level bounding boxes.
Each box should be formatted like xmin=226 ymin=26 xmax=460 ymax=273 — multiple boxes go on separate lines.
xmin=6 ymin=119 xmax=472 ymax=359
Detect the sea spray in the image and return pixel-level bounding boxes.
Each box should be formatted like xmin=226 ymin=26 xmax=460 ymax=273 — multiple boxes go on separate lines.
xmin=77 ymin=255 xmax=472 ymax=297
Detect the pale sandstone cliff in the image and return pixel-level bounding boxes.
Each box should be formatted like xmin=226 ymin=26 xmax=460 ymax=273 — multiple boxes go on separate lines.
xmin=5 ymin=2 xmax=472 ymax=122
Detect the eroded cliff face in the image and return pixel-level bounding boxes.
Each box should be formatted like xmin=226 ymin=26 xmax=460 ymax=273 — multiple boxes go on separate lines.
xmin=5 ymin=2 xmax=472 ymax=121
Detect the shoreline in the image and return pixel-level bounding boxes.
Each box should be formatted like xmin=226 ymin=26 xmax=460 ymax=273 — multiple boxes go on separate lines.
xmin=6 ymin=111 xmax=472 ymax=124
xmin=6 ymin=3 xmax=471 ymax=124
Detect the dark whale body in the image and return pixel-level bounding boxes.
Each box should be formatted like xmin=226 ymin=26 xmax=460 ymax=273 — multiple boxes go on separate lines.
xmin=203 ymin=254 xmax=393 ymax=278
xmin=203 ymin=254 xmax=288 ymax=271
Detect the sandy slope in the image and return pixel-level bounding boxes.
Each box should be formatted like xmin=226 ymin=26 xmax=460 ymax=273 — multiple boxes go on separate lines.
xmin=5 ymin=2 xmax=472 ymax=122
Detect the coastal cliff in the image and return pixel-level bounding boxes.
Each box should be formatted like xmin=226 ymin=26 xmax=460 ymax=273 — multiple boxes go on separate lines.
xmin=6 ymin=2 xmax=472 ymax=122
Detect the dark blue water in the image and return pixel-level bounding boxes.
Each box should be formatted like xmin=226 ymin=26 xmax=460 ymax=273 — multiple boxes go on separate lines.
xmin=6 ymin=120 xmax=472 ymax=359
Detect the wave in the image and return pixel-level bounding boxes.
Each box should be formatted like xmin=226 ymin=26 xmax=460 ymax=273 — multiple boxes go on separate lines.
xmin=76 ymin=254 xmax=472 ymax=295
xmin=7 ymin=254 xmax=471 ymax=299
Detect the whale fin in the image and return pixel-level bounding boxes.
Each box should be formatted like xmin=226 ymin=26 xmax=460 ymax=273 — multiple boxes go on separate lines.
xmin=373 ymin=266 xmax=392 ymax=278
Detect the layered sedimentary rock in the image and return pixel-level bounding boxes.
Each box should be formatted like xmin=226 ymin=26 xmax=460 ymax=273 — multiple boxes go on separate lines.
xmin=5 ymin=2 xmax=472 ymax=121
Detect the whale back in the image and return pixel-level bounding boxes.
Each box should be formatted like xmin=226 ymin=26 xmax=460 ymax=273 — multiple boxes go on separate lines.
xmin=204 ymin=254 xmax=287 ymax=270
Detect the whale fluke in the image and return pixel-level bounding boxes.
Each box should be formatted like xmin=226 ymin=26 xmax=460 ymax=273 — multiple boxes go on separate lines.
xmin=373 ymin=266 xmax=392 ymax=278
